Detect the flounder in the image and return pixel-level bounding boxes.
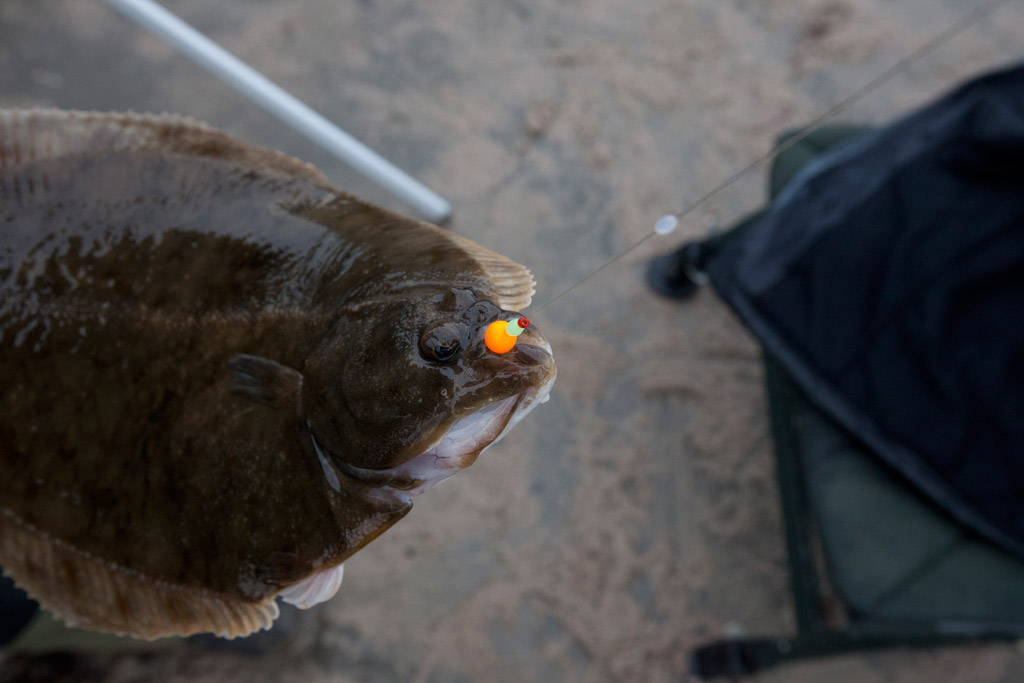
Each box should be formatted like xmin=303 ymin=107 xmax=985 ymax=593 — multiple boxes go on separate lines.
xmin=0 ymin=110 xmax=555 ymax=639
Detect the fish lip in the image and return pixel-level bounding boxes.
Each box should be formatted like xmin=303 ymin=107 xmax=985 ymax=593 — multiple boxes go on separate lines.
xmin=332 ymin=369 xmax=555 ymax=502
xmin=392 ymin=339 xmax=556 ymax=493
xmin=328 ymin=336 xmax=555 ymax=501
xmin=364 ymin=394 xmax=521 ymax=498
xmin=323 ymin=396 xmax=517 ymax=490
xmin=393 ymin=363 xmax=556 ymax=495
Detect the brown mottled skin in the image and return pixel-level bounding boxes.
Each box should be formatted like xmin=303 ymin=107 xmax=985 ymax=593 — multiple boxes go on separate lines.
xmin=0 ymin=129 xmax=552 ymax=609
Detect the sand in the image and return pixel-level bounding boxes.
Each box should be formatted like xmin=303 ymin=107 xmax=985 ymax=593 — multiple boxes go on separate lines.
xmin=1 ymin=0 xmax=1024 ymax=681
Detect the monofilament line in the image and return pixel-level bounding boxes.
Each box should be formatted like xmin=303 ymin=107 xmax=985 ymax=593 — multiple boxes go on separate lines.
xmin=533 ymin=0 xmax=1015 ymax=315
xmin=534 ymin=232 xmax=659 ymax=314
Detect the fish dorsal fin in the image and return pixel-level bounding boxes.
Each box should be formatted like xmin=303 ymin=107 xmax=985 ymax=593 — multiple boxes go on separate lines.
xmin=0 ymin=109 xmax=537 ymax=310
xmin=297 ymin=196 xmax=538 ymax=311
xmin=0 ymin=108 xmax=331 ymax=185
xmin=0 ymin=509 xmax=279 ymax=640
xmin=365 ymin=213 xmax=538 ymax=311
xmin=441 ymin=226 xmax=537 ymax=311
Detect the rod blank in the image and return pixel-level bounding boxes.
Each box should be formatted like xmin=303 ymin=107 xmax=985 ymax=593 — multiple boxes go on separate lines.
xmin=105 ymin=0 xmax=452 ymax=223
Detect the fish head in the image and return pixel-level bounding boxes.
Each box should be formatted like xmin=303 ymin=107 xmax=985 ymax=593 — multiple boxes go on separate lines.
xmin=302 ymin=286 xmax=555 ymax=495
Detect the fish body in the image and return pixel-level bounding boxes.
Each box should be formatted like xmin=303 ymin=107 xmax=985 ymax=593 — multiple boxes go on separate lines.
xmin=0 ymin=111 xmax=555 ymax=639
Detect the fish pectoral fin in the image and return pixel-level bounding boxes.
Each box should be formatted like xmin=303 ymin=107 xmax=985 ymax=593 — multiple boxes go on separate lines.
xmin=0 ymin=509 xmax=279 ymax=640
xmin=257 ymin=551 xmax=309 ymax=585
xmin=228 ymin=355 xmax=303 ymax=410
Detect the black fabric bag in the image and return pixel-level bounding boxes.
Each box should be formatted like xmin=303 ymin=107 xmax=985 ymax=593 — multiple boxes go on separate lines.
xmin=707 ymin=64 xmax=1024 ymax=560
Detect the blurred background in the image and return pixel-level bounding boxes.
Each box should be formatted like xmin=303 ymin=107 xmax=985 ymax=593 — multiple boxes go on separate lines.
xmin=1 ymin=1 xmax=1023 ymax=681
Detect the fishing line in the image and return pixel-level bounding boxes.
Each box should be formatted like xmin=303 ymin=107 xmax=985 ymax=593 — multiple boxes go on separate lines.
xmin=532 ymin=0 xmax=1015 ymax=314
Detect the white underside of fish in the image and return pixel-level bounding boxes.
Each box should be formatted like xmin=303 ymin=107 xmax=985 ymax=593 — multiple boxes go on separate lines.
xmin=278 ymin=563 xmax=345 ymax=609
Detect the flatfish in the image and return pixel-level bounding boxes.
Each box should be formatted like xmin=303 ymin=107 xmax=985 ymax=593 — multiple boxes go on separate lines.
xmin=0 ymin=110 xmax=555 ymax=639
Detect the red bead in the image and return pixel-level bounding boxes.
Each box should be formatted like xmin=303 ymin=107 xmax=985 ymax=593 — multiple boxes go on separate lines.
xmin=517 ymin=317 xmax=529 ymax=329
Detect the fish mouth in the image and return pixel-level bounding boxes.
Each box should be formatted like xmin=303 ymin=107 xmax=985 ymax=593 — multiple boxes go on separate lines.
xmin=334 ymin=361 xmax=555 ymax=504
xmin=382 ymin=368 xmax=554 ymax=502
xmin=277 ymin=394 xmax=542 ymax=611
xmin=276 ymin=387 xmax=542 ymax=609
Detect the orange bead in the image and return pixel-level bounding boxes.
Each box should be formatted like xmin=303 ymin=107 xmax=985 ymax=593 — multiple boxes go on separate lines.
xmin=485 ymin=320 xmax=517 ymax=354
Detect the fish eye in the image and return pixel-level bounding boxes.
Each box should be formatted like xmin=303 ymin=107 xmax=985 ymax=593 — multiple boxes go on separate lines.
xmin=419 ymin=322 xmax=463 ymax=364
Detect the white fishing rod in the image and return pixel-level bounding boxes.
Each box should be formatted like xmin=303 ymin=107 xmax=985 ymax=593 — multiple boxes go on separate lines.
xmin=105 ymin=0 xmax=453 ymax=225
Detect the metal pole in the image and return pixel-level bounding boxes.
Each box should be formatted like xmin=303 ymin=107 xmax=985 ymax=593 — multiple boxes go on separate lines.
xmin=105 ymin=0 xmax=452 ymax=224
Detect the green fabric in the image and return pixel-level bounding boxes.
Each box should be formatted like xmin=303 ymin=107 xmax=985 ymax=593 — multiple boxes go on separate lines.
xmin=794 ymin=398 xmax=1024 ymax=620
xmin=767 ymin=125 xmax=1024 ymax=625
xmin=770 ymin=125 xmax=872 ymax=197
